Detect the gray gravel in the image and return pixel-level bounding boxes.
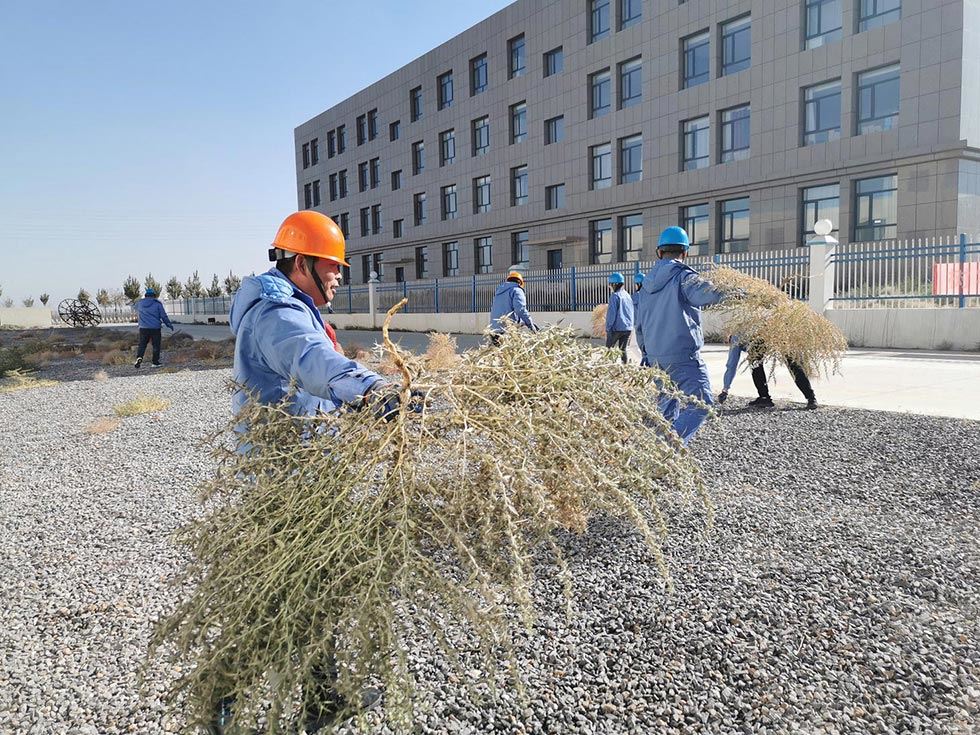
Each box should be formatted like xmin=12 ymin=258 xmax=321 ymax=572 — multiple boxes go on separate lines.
xmin=1 ymin=370 xmax=978 ymax=734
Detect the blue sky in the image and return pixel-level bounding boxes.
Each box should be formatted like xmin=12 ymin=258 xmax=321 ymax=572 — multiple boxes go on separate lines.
xmin=0 ymin=1 xmax=513 ymax=304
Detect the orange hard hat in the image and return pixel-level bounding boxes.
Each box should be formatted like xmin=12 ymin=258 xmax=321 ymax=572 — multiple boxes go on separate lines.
xmin=507 ymin=270 xmax=525 ymax=286
xmin=269 ymin=211 xmax=349 ymax=267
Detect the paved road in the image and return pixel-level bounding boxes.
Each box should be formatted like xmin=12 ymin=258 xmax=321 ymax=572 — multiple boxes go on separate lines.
xmin=100 ymin=324 xmax=980 ymax=421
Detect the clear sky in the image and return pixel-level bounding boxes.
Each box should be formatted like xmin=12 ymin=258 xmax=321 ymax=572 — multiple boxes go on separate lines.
xmin=0 ymin=0 xmax=513 ymax=305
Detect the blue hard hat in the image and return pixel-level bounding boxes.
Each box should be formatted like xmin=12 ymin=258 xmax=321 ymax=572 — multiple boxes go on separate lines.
xmin=634 ymin=272 xmax=645 ymax=284
xmin=145 ymin=287 xmax=157 ymax=296
xmin=608 ymin=272 xmax=625 ymax=285
xmin=658 ymin=226 xmax=690 ymax=250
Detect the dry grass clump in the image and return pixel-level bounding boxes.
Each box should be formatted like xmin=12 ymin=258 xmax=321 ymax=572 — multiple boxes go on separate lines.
xmin=193 ymin=338 xmax=236 ymax=362
xmin=84 ymin=416 xmax=122 ymax=434
xmin=114 ymin=395 xmax=170 ymax=417
xmin=100 ymin=348 xmax=132 ymax=366
xmin=151 ymin=301 xmax=706 ymax=733
xmin=704 ymin=267 xmax=848 ymax=377
xmin=0 ymin=370 xmax=58 ymax=394
xmin=92 ymin=370 xmax=110 ymax=382
xmin=591 ymin=304 xmax=608 ymax=338
xmin=422 ymin=332 xmax=459 ymax=370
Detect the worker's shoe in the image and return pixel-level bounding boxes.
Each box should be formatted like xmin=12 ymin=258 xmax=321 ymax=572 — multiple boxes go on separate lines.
xmin=151 ymin=362 xmax=163 ymax=368
xmin=302 ymin=686 xmax=382 ymax=733
xmin=806 ymin=398 xmax=818 ymax=410
xmin=134 ymin=356 xmax=143 ymax=369
xmin=748 ymin=397 xmax=775 ymax=409
xmin=717 ymin=390 xmax=728 ymax=404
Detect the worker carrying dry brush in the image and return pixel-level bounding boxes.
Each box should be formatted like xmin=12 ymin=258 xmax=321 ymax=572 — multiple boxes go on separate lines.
xmin=488 ymin=269 xmax=538 ymax=343
xmin=718 ymin=335 xmax=818 ymax=410
xmin=635 ymin=226 xmax=741 ymax=445
xmin=605 ymin=272 xmax=634 ymax=363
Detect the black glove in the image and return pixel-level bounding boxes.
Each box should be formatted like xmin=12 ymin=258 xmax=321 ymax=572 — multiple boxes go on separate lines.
xmin=717 ymin=390 xmax=729 ymax=404
xmin=168 ymin=325 xmax=175 ymax=332
xmin=367 ymin=385 xmax=425 ymax=422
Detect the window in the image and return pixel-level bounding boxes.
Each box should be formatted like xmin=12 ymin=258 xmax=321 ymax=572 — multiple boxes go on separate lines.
xmin=329 ymin=173 xmax=338 ymax=202
xmin=619 ymin=135 xmax=642 ymax=183
xmin=358 ymin=162 xmax=368 ymax=192
xmin=362 ymin=254 xmax=371 ymax=283
xmin=312 ymin=180 xmax=320 ymax=207
xmin=719 ymin=198 xmax=750 ymax=253
xmin=544 ymin=47 xmax=564 ymax=77
xmin=721 ymin=16 xmax=751 ymax=76
xmin=391 ymin=169 xmax=402 ymax=191
xmin=545 ymin=183 xmax=565 ymax=210
xmin=510 ymin=102 xmax=527 ymax=143
xmin=801 ymin=184 xmax=840 ymax=244
xmin=310 ymin=138 xmax=319 ymax=165
xmin=590 ymin=69 xmax=612 ymax=118
xmin=470 ymin=54 xmax=488 ymax=95
xmin=373 ymin=252 xmax=384 ymax=281
xmin=303 ymin=183 xmax=312 ymax=209
xmin=439 ymin=129 xmax=456 ymax=166
xmin=438 ymin=71 xmax=454 ymax=110
xmin=681 ymin=203 xmax=710 ymax=256
xmin=327 ymin=130 xmax=336 ymax=158
xmin=414 ymin=192 xmax=427 ymax=225
xmin=356 ymin=114 xmax=367 ymax=146
xmin=619 ymin=214 xmax=643 ymax=261
xmin=512 ymin=230 xmax=529 ymax=269
xmin=620 ymin=0 xmax=641 ymax=29
xmin=415 ymin=246 xmax=428 ymax=279
xmin=473 ymin=176 xmax=491 ymax=214
xmin=591 ymin=143 xmax=612 ymax=189
xmin=410 ymin=86 xmax=423 ymax=122
xmin=511 ymin=166 xmax=528 ymax=206
xmin=682 ymin=31 xmax=710 ymax=89
xmin=853 ymin=175 xmax=897 ymax=241
xmin=393 ymin=219 xmax=404 ymax=239
xmin=443 ymin=241 xmax=460 ymax=276
xmin=803 ymin=80 xmax=842 ymax=145
xmin=390 ymin=120 xmax=400 ymax=141
xmin=859 ymin=0 xmax=900 ymax=31
xmin=395 ymin=267 xmax=405 ymax=284
xmin=590 ymin=0 xmax=611 ymax=42
xmin=441 ymin=184 xmax=458 ymax=220
xmin=472 ymin=116 xmax=490 ymax=156
xmin=509 ymin=34 xmax=526 ymax=78
xmin=370 ymin=158 xmax=380 ymax=189
xmin=804 ymin=0 xmax=842 ymax=49
xmin=619 ymin=58 xmax=642 ymax=108
xmin=371 ymin=204 xmax=381 ymax=234
xmin=338 ymin=212 xmax=349 ymax=238
xmin=545 ymin=115 xmax=565 ymax=144
xmin=720 ymin=105 xmax=750 ymax=162
xmin=682 ymin=116 xmax=710 ymax=171
xmin=857 ymin=65 xmax=900 ymax=134
xmin=589 ymin=218 xmax=614 ymax=264
xmin=412 ymin=141 xmax=425 ymax=175
xmin=475 ymin=237 xmax=493 ymax=274
xmin=338 ymin=169 xmax=348 ymax=198
xmin=359 ymin=207 xmax=370 ymax=237
xmin=367 ymin=110 xmax=378 ymax=141
xmin=341 ymin=264 xmax=350 ymax=284
xmin=547 ymin=249 xmax=563 ymax=270
xmin=302 ymin=143 xmax=310 ymax=169
xmin=336 ymin=125 xmax=346 ymax=154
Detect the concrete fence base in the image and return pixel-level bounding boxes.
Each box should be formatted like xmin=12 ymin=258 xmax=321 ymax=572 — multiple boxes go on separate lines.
xmin=0 ymin=307 xmax=55 ymax=329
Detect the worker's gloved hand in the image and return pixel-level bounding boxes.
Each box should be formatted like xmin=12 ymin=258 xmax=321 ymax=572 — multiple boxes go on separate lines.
xmin=367 ymin=385 xmax=425 ymax=422
xmin=169 ymin=325 xmax=175 ymax=332
xmin=717 ymin=389 xmax=729 ymax=404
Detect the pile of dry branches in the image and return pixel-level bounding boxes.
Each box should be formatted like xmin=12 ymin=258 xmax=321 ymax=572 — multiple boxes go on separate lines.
xmin=151 ymin=302 xmax=707 ymax=732
xmin=704 ymin=267 xmax=848 ymax=376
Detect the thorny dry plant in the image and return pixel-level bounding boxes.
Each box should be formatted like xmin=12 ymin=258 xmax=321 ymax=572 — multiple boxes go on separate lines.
xmin=704 ymin=267 xmax=848 ymax=377
xmin=591 ymin=304 xmax=608 ymax=338
xmin=151 ymin=300 xmax=708 ymax=733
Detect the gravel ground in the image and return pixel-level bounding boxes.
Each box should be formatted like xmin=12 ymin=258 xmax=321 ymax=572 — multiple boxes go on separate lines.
xmin=1 ymin=369 xmax=978 ymax=734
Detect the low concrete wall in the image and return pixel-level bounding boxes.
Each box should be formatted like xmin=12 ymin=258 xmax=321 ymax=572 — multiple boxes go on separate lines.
xmin=0 ymin=307 xmax=53 ymax=328
xmin=827 ymin=308 xmax=980 ymax=351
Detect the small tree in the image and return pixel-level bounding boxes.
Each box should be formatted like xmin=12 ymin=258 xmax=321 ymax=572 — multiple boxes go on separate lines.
xmin=223 ymin=271 xmax=242 ymax=296
xmin=184 ymin=271 xmax=204 ymax=298
xmin=39 ymin=293 xmax=50 ymax=306
xmin=2 ymin=297 xmax=13 ymax=308
xmin=123 ymin=275 xmax=142 ymax=302
xmin=77 ymin=288 xmax=91 ymax=303
xmin=96 ymin=288 xmax=111 ymax=307
xmin=206 ymin=274 xmax=223 ymax=298
xmin=166 ymin=276 xmax=184 ymax=300
xmin=145 ymin=273 xmax=163 ymax=295
xmin=110 ymin=289 xmax=127 ymax=306
xmin=22 ymin=297 xmax=35 ymax=307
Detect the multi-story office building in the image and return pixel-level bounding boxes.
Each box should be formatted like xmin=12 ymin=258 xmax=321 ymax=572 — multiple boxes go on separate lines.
xmin=295 ymin=0 xmax=980 ymax=283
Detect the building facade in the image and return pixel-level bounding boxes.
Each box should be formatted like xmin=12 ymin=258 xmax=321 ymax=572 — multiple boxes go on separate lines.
xmin=295 ymin=0 xmax=980 ymax=284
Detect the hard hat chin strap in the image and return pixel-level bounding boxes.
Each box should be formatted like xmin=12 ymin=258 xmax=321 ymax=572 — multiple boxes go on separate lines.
xmin=307 ymin=257 xmax=330 ymax=305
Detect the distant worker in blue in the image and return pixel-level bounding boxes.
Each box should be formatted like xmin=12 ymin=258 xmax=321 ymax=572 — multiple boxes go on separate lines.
xmin=632 ymin=272 xmax=649 ymax=366
xmin=635 ymin=226 xmax=739 ymax=445
xmin=489 ymin=270 xmax=538 ymax=344
xmin=132 ymin=287 xmax=174 ymax=369
xmin=605 ymin=272 xmax=634 ymax=363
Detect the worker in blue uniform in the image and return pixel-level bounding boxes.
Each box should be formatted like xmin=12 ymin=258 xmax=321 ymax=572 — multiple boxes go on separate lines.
xmin=605 ymin=272 xmax=634 ymax=363
xmin=632 ymin=273 xmax=648 ymax=366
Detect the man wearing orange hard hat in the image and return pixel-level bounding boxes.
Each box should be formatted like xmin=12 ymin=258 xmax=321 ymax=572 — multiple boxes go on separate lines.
xmin=229 ymin=211 xmax=397 ymax=421
xmin=488 ymin=269 xmax=538 ymax=342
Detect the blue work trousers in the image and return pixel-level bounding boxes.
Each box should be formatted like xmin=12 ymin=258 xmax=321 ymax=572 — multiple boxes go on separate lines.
xmin=654 ymin=353 xmax=714 ymax=446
